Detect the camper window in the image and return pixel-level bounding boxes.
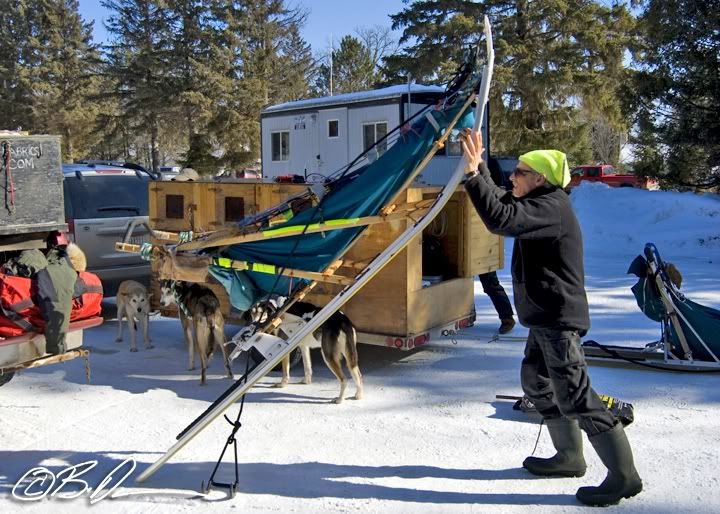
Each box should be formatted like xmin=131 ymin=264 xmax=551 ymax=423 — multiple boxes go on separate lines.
xmin=328 ymin=119 xmax=339 ymax=138
xmin=271 ymin=131 xmax=290 ymax=161
xmin=363 ymin=122 xmax=388 ymax=156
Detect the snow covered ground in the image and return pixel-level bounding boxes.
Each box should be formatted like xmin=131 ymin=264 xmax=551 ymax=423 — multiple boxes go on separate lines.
xmin=2 ymin=183 xmax=720 ymax=513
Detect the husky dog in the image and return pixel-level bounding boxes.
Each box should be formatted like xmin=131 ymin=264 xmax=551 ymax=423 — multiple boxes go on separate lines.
xmin=250 ymin=298 xmax=364 ymax=404
xmin=116 ymin=280 xmax=153 ymax=352
xmin=66 ymin=242 xmax=87 ymax=272
xmin=159 ymin=280 xmax=233 ymax=385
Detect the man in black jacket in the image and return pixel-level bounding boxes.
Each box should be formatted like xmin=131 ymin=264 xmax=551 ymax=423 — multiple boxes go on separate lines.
xmin=460 ymin=129 xmax=642 ymax=507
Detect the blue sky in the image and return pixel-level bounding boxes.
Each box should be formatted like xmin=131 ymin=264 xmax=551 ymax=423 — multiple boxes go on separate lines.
xmin=78 ymin=0 xmax=408 ymax=54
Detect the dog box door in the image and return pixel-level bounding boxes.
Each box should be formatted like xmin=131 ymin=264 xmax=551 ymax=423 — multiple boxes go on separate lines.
xmin=149 ymin=182 xmax=198 ymax=232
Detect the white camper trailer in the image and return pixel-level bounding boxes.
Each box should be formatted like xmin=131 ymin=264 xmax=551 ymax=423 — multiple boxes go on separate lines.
xmin=260 ymin=84 xmax=489 ymax=185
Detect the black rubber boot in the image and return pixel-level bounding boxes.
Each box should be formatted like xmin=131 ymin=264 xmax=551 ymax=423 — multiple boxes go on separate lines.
xmin=576 ymin=424 xmax=643 ymax=506
xmin=523 ymin=417 xmax=587 ymax=477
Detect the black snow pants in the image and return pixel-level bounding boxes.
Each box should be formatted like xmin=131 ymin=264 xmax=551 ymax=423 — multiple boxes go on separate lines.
xmin=521 ymin=327 xmax=616 ymax=436
xmin=478 ymin=271 xmax=514 ymax=320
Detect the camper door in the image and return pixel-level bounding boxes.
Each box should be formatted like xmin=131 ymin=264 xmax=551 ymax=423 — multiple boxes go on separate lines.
xmin=317 ymin=108 xmax=348 ymax=176
xmin=289 ymin=113 xmax=319 ymax=178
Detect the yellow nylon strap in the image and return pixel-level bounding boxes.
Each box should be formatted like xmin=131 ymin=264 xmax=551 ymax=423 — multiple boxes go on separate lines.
xmin=249 ymin=263 xmax=276 ymax=274
xmin=215 ymin=257 xmax=232 ymax=268
xmin=213 ymin=257 xmax=276 ymax=275
xmin=262 ymin=218 xmax=360 ymax=238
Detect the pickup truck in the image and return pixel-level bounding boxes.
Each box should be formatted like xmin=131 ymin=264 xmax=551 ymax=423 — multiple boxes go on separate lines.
xmin=568 ymin=164 xmax=659 ymax=190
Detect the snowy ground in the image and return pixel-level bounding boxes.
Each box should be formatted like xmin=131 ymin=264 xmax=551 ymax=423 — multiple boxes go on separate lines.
xmin=2 ymin=183 xmax=720 ymax=513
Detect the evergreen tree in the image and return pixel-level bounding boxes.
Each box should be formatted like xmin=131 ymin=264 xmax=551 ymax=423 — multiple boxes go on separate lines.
xmin=631 ymin=0 xmax=720 ymax=187
xmin=27 ymin=0 xmax=103 ymax=160
xmin=102 ymin=0 xmax=175 ymax=172
xmin=210 ymin=0 xmax=311 ymax=169
xmin=384 ymin=0 xmax=636 ymax=164
xmin=314 ymin=35 xmax=376 ymax=96
xmin=0 ymin=0 xmax=35 ymax=131
xmin=166 ymin=0 xmax=218 ymax=155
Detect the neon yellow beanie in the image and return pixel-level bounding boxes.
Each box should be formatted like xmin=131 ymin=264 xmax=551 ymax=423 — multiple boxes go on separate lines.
xmin=518 ymin=149 xmax=570 ymax=188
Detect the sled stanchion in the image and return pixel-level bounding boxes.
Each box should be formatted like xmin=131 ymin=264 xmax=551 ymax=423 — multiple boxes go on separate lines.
xmin=200 ymin=353 xmax=253 ymax=498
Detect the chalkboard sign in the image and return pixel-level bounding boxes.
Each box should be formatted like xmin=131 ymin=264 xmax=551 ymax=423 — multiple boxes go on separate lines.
xmin=0 ymin=135 xmax=66 ymax=236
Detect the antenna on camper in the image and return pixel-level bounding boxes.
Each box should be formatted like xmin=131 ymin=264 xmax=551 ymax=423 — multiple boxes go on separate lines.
xmin=329 ymin=33 xmax=334 ymax=96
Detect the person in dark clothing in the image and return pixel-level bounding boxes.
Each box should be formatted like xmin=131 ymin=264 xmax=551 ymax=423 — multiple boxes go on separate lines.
xmin=478 ymin=157 xmax=515 ymax=334
xmin=460 ymin=129 xmax=642 ymax=507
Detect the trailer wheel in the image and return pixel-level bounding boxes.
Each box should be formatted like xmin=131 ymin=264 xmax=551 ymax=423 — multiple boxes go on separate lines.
xmin=271 ymin=348 xmax=303 ymax=371
xmin=288 ymin=348 xmax=303 ymax=369
xmin=0 ymin=372 xmax=15 ymax=387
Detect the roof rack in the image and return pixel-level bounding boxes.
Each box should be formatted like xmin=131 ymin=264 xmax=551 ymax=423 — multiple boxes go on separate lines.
xmin=72 ymin=160 xmax=160 ymax=179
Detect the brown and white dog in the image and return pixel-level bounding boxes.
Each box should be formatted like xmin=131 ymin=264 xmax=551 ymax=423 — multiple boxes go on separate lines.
xmin=249 ymin=298 xmax=364 ymax=404
xmin=159 ymin=280 xmax=233 ymax=385
xmin=116 ymin=280 xmax=153 ymax=352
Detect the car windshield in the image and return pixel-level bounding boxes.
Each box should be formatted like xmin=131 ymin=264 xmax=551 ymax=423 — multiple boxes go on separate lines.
xmin=64 ymin=175 xmax=150 ymax=219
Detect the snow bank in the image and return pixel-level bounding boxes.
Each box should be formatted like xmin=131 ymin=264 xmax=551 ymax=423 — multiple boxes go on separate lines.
xmin=571 ymin=182 xmax=720 ymax=263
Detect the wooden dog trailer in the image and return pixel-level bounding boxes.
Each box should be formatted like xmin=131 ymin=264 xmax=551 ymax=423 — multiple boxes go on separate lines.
xmin=147 ymin=179 xmax=502 ymax=350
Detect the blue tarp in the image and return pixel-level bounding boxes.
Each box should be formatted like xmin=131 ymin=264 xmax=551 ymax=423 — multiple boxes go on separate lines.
xmin=209 ymin=100 xmax=475 ymax=311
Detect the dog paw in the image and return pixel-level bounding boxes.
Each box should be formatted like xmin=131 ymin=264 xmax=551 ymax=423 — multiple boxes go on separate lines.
xmin=332 ymin=397 xmax=344 ymax=404
xmin=352 ymin=393 xmax=364 ymax=400
xmin=301 ymin=378 xmax=312 ymax=385
xmin=130 ymin=348 xmax=138 ymax=352
xmin=115 ymin=338 xmax=122 ymax=343
xmin=274 ymin=381 xmax=288 ymax=389
xmin=145 ymin=344 xmax=154 ymax=350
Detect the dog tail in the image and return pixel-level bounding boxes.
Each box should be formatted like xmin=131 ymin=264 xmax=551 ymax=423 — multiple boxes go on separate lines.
xmin=66 ymin=242 xmax=87 ymax=272
xmin=209 ymin=312 xmax=226 ymax=358
xmin=341 ymin=315 xmax=359 ymax=368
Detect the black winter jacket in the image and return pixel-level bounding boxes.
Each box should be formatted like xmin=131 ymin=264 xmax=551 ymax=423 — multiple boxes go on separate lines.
xmin=464 ymin=165 xmax=590 ymax=331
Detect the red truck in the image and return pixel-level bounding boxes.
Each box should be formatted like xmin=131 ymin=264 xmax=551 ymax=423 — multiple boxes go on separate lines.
xmin=568 ymin=164 xmax=659 ymax=190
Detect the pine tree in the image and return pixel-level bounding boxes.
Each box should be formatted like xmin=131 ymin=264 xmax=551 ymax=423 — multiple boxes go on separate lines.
xmin=0 ymin=0 xmax=35 ymax=131
xmin=26 ymin=0 xmax=103 ymax=160
xmin=209 ymin=0 xmax=312 ymax=169
xmin=166 ymin=0 xmax=218 ymax=155
xmin=102 ymin=0 xmax=175 ymax=172
xmin=384 ymin=0 xmax=636 ymax=164
xmin=631 ymin=0 xmax=720 ymax=187
xmin=314 ymin=35 xmax=377 ymax=96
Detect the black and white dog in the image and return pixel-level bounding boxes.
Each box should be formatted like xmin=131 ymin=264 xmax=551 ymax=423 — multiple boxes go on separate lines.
xmin=249 ymin=298 xmax=364 ymax=404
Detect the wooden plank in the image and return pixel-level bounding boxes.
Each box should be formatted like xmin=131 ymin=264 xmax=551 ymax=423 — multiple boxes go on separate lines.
xmin=2 ymin=349 xmax=89 ymax=373
xmin=176 ymin=209 xmax=426 ymax=251
xmin=407 ymin=278 xmax=475 ymax=334
xmin=0 ymin=235 xmax=47 ymax=251
xmin=464 ymin=194 xmax=501 ymax=276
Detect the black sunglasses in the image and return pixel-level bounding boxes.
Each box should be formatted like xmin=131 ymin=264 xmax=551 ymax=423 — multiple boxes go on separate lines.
xmin=511 ymin=167 xmax=534 ymax=177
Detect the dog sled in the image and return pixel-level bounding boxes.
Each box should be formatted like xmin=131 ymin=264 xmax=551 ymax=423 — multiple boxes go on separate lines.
xmin=123 ymin=18 xmax=496 ymax=489
xmin=583 ymin=243 xmax=720 ymax=371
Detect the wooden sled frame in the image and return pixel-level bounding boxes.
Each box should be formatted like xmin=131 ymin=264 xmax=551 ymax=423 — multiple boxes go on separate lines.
xmin=134 ymin=16 xmax=495 ymax=484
